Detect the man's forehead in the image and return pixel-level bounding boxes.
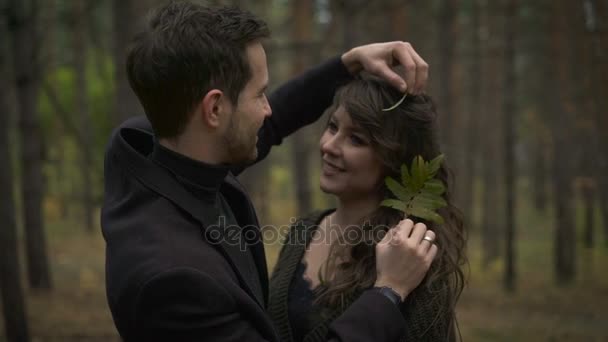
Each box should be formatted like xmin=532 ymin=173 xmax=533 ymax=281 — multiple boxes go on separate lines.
xmin=246 ymin=44 xmax=268 ymax=80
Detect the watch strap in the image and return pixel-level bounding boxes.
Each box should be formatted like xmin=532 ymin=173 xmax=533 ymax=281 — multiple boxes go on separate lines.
xmin=370 ymin=286 xmax=403 ymax=306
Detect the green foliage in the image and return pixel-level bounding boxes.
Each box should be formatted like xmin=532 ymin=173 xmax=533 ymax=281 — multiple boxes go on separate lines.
xmin=380 ymin=154 xmax=447 ymax=224
xmin=39 ymin=49 xmax=114 ymax=151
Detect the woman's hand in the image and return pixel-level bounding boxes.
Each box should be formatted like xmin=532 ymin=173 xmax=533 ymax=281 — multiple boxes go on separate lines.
xmin=374 ymin=219 xmax=437 ymax=300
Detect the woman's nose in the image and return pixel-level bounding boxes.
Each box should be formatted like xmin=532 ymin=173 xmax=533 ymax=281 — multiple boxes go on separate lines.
xmin=320 ymin=133 xmax=341 ymax=156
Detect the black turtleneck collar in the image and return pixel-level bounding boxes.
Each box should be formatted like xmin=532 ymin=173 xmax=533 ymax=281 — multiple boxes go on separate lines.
xmin=149 ymin=140 xmax=230 ymax=202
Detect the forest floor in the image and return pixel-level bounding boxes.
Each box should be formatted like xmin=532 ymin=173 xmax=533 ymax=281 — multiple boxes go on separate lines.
xmin=1 ymin=197 xmax=607 ymax=341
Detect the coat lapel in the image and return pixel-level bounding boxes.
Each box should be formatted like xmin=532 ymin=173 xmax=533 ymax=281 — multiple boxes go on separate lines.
xmin=114 ymin=128 xmax=265 ymax=308
xmin=223 ymin=175 xmax=270 ymax=306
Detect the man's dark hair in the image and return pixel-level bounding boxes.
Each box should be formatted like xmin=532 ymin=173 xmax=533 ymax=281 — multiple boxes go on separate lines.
xmin=126 ymin=1 xmax=270 ymax=138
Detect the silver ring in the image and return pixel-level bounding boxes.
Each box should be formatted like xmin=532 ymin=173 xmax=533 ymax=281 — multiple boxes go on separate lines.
xmin=422 ymin=235 xmax=434 ymax=243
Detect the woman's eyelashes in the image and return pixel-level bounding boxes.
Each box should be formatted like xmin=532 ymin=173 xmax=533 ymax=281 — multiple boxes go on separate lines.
xmin=327 ymin=120 xmax=338 ymax=133
xmin=350 ymin=134 xmax=367 ymax=146
xmin=326 ymin=119 xmax=368 ymax=146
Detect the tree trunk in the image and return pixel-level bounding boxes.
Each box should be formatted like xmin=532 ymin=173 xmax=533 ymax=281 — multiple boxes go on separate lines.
xmin=533 ymin=135 xmax=548 ymax=213
xmin=113 ymin=0 xmax=142 ymax=125
xmin=290 ymin=0 xmax=314 ymax=216
xmin=341 ymin=1 xmax=355 ymax=50
xmin=551 ymin=0 xmax=577 ymax=285
xmin=389 ymin=1 xmax=407 ymax=39
xmin=479 ymin=0 xmax=503 ymax=267
xmin=503 ymin=0 xmax=517 ymax=293
xmin=581 ymin=182 xmax=595 ymax=248
xmin=460 ymin=0 xmax=482 ymax=231
xmin=580 ymin=0 xmax=608 ymax=250
xmin=525 ymin=0 xmax=552 ymax=216
xmin=586 ymin=0 xmax=608 ymax=247
xmin=8 ymin=0 xmax=52 ymax=290
xmin=0 ymin=12 xmax=31 ymax=342
xmin=73 ymin=0 xmax=95 ymax=232
xmin=437 ymin=0 xmax=458 ymax=155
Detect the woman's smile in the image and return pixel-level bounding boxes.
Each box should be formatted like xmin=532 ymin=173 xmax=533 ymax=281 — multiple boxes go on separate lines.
xmin=322 ymin=158 xmax=345 ymax=175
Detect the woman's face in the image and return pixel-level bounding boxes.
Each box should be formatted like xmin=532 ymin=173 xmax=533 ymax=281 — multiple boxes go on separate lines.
xmin=319 ymin=106 xmax=384 ymax=199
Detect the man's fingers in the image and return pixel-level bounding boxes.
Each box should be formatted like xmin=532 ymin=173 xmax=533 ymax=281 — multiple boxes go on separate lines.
xmin=391 ymin=42 xmax=417 ymax=94
xmin=409 ymin=47 xmax=429 ymax=94
xmin=376 ymin=63 xmax=407 ymax=93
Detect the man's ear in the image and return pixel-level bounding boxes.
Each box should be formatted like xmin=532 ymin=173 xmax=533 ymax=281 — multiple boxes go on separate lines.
xmin=199 ymin=89 xmax=229 ymax=129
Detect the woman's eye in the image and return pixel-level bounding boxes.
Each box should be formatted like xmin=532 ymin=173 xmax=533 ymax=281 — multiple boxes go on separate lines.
xmin=327 ymin=121 xmax=338 ymax=133
xmin=350 ymin=135 xmax=366 ymax=146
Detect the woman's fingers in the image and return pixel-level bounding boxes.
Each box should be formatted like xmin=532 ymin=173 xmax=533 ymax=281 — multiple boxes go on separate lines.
xmin=379 ymin=225 xmax=396 ymax=245
xmin=419 ymin=229 xmax=436 ymax=254
xmin=391 ymin=218 xmax=415 ymax=245
xmin=409 ymin=222 xmax=428 ymax=245
xmin=425 ymin=243 xmax=438 ymax=266
xmin=375 ymin=219 xmax=437 ymax=298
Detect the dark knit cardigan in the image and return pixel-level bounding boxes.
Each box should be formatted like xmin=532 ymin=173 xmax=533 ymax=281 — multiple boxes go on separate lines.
xmin=268 ymin=210 xmax=457 ymax=342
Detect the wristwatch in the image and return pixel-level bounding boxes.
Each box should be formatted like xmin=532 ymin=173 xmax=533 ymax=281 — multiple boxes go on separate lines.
xmin=371 ymin=286 xmax=403 ymax=306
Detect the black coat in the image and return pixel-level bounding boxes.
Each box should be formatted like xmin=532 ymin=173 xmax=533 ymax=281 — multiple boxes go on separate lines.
xmin=102 ymin=57 xmax=407 ymax=341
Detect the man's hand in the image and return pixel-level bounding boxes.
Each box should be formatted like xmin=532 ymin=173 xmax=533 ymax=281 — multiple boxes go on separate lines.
xmin=374 ymin=219 xmax=437 ymax=300
xmin=341 ymin=41 xmax=429 ymax=95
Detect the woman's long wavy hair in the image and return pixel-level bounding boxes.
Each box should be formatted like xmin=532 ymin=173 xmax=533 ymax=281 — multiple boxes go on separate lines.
xmin=314 ymin=76 xmax=467 ymax=337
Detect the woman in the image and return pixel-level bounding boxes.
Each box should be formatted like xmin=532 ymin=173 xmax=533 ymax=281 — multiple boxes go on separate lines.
xmin=268 ymin=77 xmax=467 ymax=342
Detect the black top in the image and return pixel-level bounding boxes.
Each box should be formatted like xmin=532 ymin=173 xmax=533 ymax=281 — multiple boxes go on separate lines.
xmin=269 ymin=210 xmax=457 ymax=342
xmin=150 ymin=142 xmax=262 ymax=294
xmin=150 ymin=141 xmax=229 ymax=201
xmin=288 ymin=261 xmax=316 ymax=342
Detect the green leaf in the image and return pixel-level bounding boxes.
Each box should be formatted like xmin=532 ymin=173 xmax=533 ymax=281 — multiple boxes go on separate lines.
xmin=410 ymin=192 xmax=447 ymax=210
xmin=383 ymin=154 xmax=448 ymax=225
xmin=428 ymin=154 xmax=444 ymax=178
xmin=407 ymin=206 xmax=445 ymax=224
xmin=423 ymin=179 xmax=446 ymax=195
xmin=401 ymin=164 xmax=411 ymax=186
xmin=381 ymin=199 xmax=407 ymax=212
xmin=385 ymin=177 xmax=414 ymax=202
xmin=410 ymin=156 xmax=427 ymax=191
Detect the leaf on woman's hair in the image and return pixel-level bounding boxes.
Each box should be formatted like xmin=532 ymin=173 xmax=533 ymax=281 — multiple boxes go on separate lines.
xmin=428 ymin=154 xmax=444 ymax=177
xmin=380 ymin=199 xmax=408 ymax=212
xmin=424 ymin=178 xmax=446 ymax=195
xmin=410 ymin=156 xmax=426 ymax=190
xmin=407 ymin=206 xmax=445 ymax=224
xmin=385 ymin=177 xmax=414 ymax=202
xmin=401 ymin=163 xmax=411 ymax=186
xmin=381 ymin=154 xmax=447 ymax=224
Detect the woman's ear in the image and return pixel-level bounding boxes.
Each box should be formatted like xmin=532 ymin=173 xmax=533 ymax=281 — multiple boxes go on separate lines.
xmin=199 ymin=89 xmax=228 ymax=129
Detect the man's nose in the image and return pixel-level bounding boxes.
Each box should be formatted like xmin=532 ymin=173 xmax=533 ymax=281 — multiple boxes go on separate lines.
xmin=264 ymin=95 xmax=272 ymax=118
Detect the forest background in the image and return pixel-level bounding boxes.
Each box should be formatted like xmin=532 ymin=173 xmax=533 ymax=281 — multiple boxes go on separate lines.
xmin=1 ymin=0 xmax=607 ymax=341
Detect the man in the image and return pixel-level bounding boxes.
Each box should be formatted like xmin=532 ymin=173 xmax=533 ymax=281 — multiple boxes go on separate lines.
xmin=102 ymin=2 xmax=436 ymax=341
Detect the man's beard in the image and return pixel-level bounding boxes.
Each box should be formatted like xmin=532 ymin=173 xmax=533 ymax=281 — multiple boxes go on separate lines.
xmin=223 ymin=112 xmax=258 ymax=164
